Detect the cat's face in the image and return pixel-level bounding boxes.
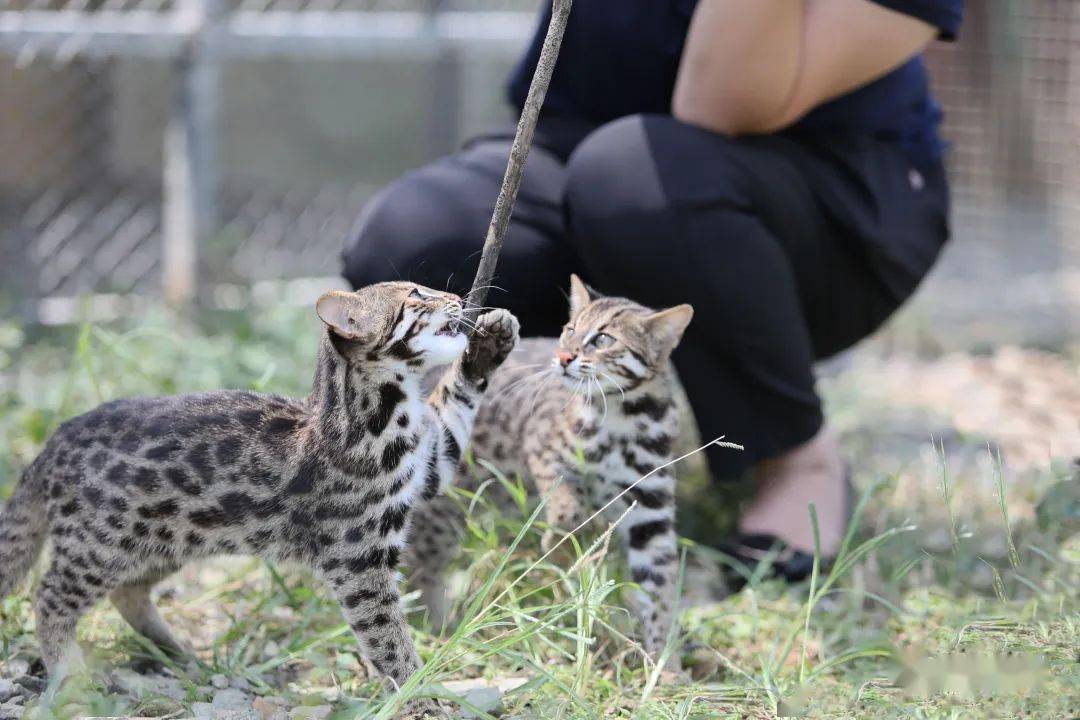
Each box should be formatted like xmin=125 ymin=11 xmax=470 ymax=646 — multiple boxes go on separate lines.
xmin=554 ymin=275 xmax=693 ymax=392
xmin=316 ymin=282 xmax=467 ymax=368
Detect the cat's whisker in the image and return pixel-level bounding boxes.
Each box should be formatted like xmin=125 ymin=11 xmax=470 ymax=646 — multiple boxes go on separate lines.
xmin=464 ymin=285 xmax=507 ymax=307
xmin=496 ymin=366 xmax=553 ymax=399
xmin=508 ymin=374 xmax=555 ymax=405
xmin=453 ymin=314 xmax=486 ymax=336
xmin=527 ymin=371 xmax=559 ymax=416
xmin=591 ymin=374 xmax=609 ymax=427
xmin=597 ymin=377 xmax=609 ymax=425
xmin=597 ymin=370 xmax=628 ymax=404
xmin=465 ymin=283 xmax=507 ymax=296
xmin=562 ymin=378 xmax=584 ymax=410
xmin=586 ymin=379 xmax=597 ymax=411
xmin=579 ymin=375 xmax=593 ymax=410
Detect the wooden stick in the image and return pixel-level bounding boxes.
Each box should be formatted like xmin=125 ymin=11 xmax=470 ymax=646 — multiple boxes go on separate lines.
xmin=463 ymin=0 xmax=574 ymax=327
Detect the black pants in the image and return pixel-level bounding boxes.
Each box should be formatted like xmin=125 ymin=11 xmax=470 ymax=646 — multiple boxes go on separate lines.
xmin=342 ymin=114 xmax=950 ymax=480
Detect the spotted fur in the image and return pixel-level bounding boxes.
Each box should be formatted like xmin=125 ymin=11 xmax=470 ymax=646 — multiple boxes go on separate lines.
xmin=407 ymin=275 xmax=692 ymax=669
xmin=0 ymin=282 xmax=518 ymax=718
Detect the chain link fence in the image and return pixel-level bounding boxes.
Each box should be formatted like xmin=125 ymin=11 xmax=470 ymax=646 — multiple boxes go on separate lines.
xmin=1 ymin=0 xmax=1078 ymax=346
xmin=917 ymin=0 xmax=1079 ymax=347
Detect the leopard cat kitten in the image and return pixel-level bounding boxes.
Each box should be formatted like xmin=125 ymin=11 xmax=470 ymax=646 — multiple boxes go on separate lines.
xmin=407 ymin=275 xmax=692 ymax=668
xmin=0 ymin=281 xmax=518 ymax=717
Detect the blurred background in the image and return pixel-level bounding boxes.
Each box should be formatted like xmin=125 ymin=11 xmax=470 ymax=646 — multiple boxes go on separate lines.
xmin=0 ymin=6 xmax=1077 ymax=710
xmin=0 ymin=0 xmax=1077 ymax=350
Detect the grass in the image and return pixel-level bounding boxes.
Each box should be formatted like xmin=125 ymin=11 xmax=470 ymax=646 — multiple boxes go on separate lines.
xmin=0 ymin=302 xmax=1077 ymax=719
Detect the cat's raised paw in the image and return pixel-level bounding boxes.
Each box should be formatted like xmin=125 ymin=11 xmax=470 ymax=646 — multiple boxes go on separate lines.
xmin=462 ymin=309 xmax=520 ymax=382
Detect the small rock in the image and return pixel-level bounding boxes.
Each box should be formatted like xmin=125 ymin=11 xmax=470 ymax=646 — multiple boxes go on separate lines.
xmin=212 ymin=687 xmax=254 ymax=711
xmin=461 ymin=687 xmax=503 ymax=719
xmin=321 ymin=687 xmax=340 ymax=703
xmin=253 ymin=697 xmax=287 ymax=720
xmin=0 ymin=681 xmax=16 ymax=704
xmin=231 ymin=676 xmax=252 ymax=692
xmin=0 ymin=703 xmax=24 ymax=720
xmin=193 ymin=703 xmax=260 ymax=720
xmin=196 ymin=685 xmax=215 ymax=700
xmin=289 ymin=705 xmax=332 ymax=720
xmin=212 ymin=674 xmax=231 ymax=689
xmin=442 ymin=678 xmax=528 ymax=720
xmin=192 ymin=702 xmax=216 ymax=719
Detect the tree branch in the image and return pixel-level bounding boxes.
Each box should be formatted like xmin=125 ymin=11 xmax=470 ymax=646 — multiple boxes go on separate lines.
xmin=463 ymin=0 xmax=573 ymax=328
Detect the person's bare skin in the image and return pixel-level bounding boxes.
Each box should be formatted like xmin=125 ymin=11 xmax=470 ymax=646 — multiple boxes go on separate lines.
xmin=738 ymin=427 xmax=847 ymax=556
xmin=673 ymin=0 xmax=938 ymax=136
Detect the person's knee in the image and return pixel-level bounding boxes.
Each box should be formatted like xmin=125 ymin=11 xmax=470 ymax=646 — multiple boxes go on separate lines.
xmin=564 ymin=115 xmax=665 ymax=238
xmin=341 ymin=170 xmax=478 ymax=292
xmin=565 ymin=114 xmax=746 ymax=247
xmin=565 ymin=115 xmax=777 ymax=309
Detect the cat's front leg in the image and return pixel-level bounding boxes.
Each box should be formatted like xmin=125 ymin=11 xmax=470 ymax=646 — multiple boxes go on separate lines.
xmin=616 ymin=472 xmax=682 ymax=673
xmin=402 ymin=494 xmax=464 ymax=631
xmin=535 ymin=474 xmax=589 ymax=553
xmin=423 ymin=309 xmax=519 ymax=499
xmin=321 ymin=553 xmax=445 ymax=718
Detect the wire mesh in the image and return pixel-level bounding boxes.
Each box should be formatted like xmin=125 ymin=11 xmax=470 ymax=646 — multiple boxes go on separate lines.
xmin=917 ymin=0 xmax=1079 ymax=345
xmin=0 ymin=57 xmax=168 ymax=300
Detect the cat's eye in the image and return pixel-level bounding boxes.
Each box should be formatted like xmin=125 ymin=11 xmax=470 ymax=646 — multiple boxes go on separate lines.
xmin=409 ymin=288 xmax=430 ymax=300
xmin=588 ymin=333 xmax=614 ymax=349
xmin=563 ymin=325 xmax=575 ymax=337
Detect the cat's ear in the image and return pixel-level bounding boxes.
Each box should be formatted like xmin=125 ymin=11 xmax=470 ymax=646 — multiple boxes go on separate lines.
xmin=316 ymin=291 xmax=365 ymax=340
xmin=568 ymin=274 xmax=601 ymax=317
xmin=643 ymin=304 xmax=693 ymax=354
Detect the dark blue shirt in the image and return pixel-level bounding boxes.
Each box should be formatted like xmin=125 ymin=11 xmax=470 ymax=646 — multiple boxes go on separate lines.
xmin=509 ymin=0 xmax=963 ymax=164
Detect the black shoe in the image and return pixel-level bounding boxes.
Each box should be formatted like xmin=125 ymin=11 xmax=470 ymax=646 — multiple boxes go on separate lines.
xmin=719 ymin=468 xmax=854 ymax=591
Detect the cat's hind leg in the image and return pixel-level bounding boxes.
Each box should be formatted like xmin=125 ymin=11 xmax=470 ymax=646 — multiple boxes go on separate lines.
xmin=110 ymin=569 xmax=190 ymax=658
xmin=535 ymin=474 xmax=588 ymax=553
xmin=404 ymin=495 xmax=463 ymax=632
xmin=34 ymin=554 xmax=115 ymax=674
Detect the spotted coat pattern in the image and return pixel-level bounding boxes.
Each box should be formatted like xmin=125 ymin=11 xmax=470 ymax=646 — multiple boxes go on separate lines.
xmin=0 ymin=282 xmax=518 ymax=719
xmin=407 ymin=277 xmax=692 ymax=670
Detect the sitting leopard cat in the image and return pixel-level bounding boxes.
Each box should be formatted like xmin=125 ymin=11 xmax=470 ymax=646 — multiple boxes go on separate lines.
xmin=407 ymin=275 xmax=693 ymax=669
xmin=0 ymin=282 xmax=519 ymax=718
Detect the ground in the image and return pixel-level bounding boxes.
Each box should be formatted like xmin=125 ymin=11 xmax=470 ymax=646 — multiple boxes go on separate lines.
xmin=0 ymin=301 xmax=1076 ymax=719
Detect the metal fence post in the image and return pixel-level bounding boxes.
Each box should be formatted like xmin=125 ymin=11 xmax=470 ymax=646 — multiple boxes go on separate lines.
xmin=163 ymin=0 xmax=222 ymax=306
xmin=426 ymin=0 xmax=462 ymax=156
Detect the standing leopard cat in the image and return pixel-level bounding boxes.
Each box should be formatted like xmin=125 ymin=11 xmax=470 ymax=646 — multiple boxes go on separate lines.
xmin=407 ymin=275 xmax=692 ymax=669
xmin=0 ymin=282 xmax=518 ymax=717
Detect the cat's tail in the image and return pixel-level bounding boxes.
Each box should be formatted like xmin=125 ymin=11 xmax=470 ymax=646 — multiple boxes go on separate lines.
xmin=0 ymin=460 xmax=48 ymax=599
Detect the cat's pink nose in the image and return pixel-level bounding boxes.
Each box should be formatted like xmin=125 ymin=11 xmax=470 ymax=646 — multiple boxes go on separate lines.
xmin=556 ymin=350 xmax=575 ymax=367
